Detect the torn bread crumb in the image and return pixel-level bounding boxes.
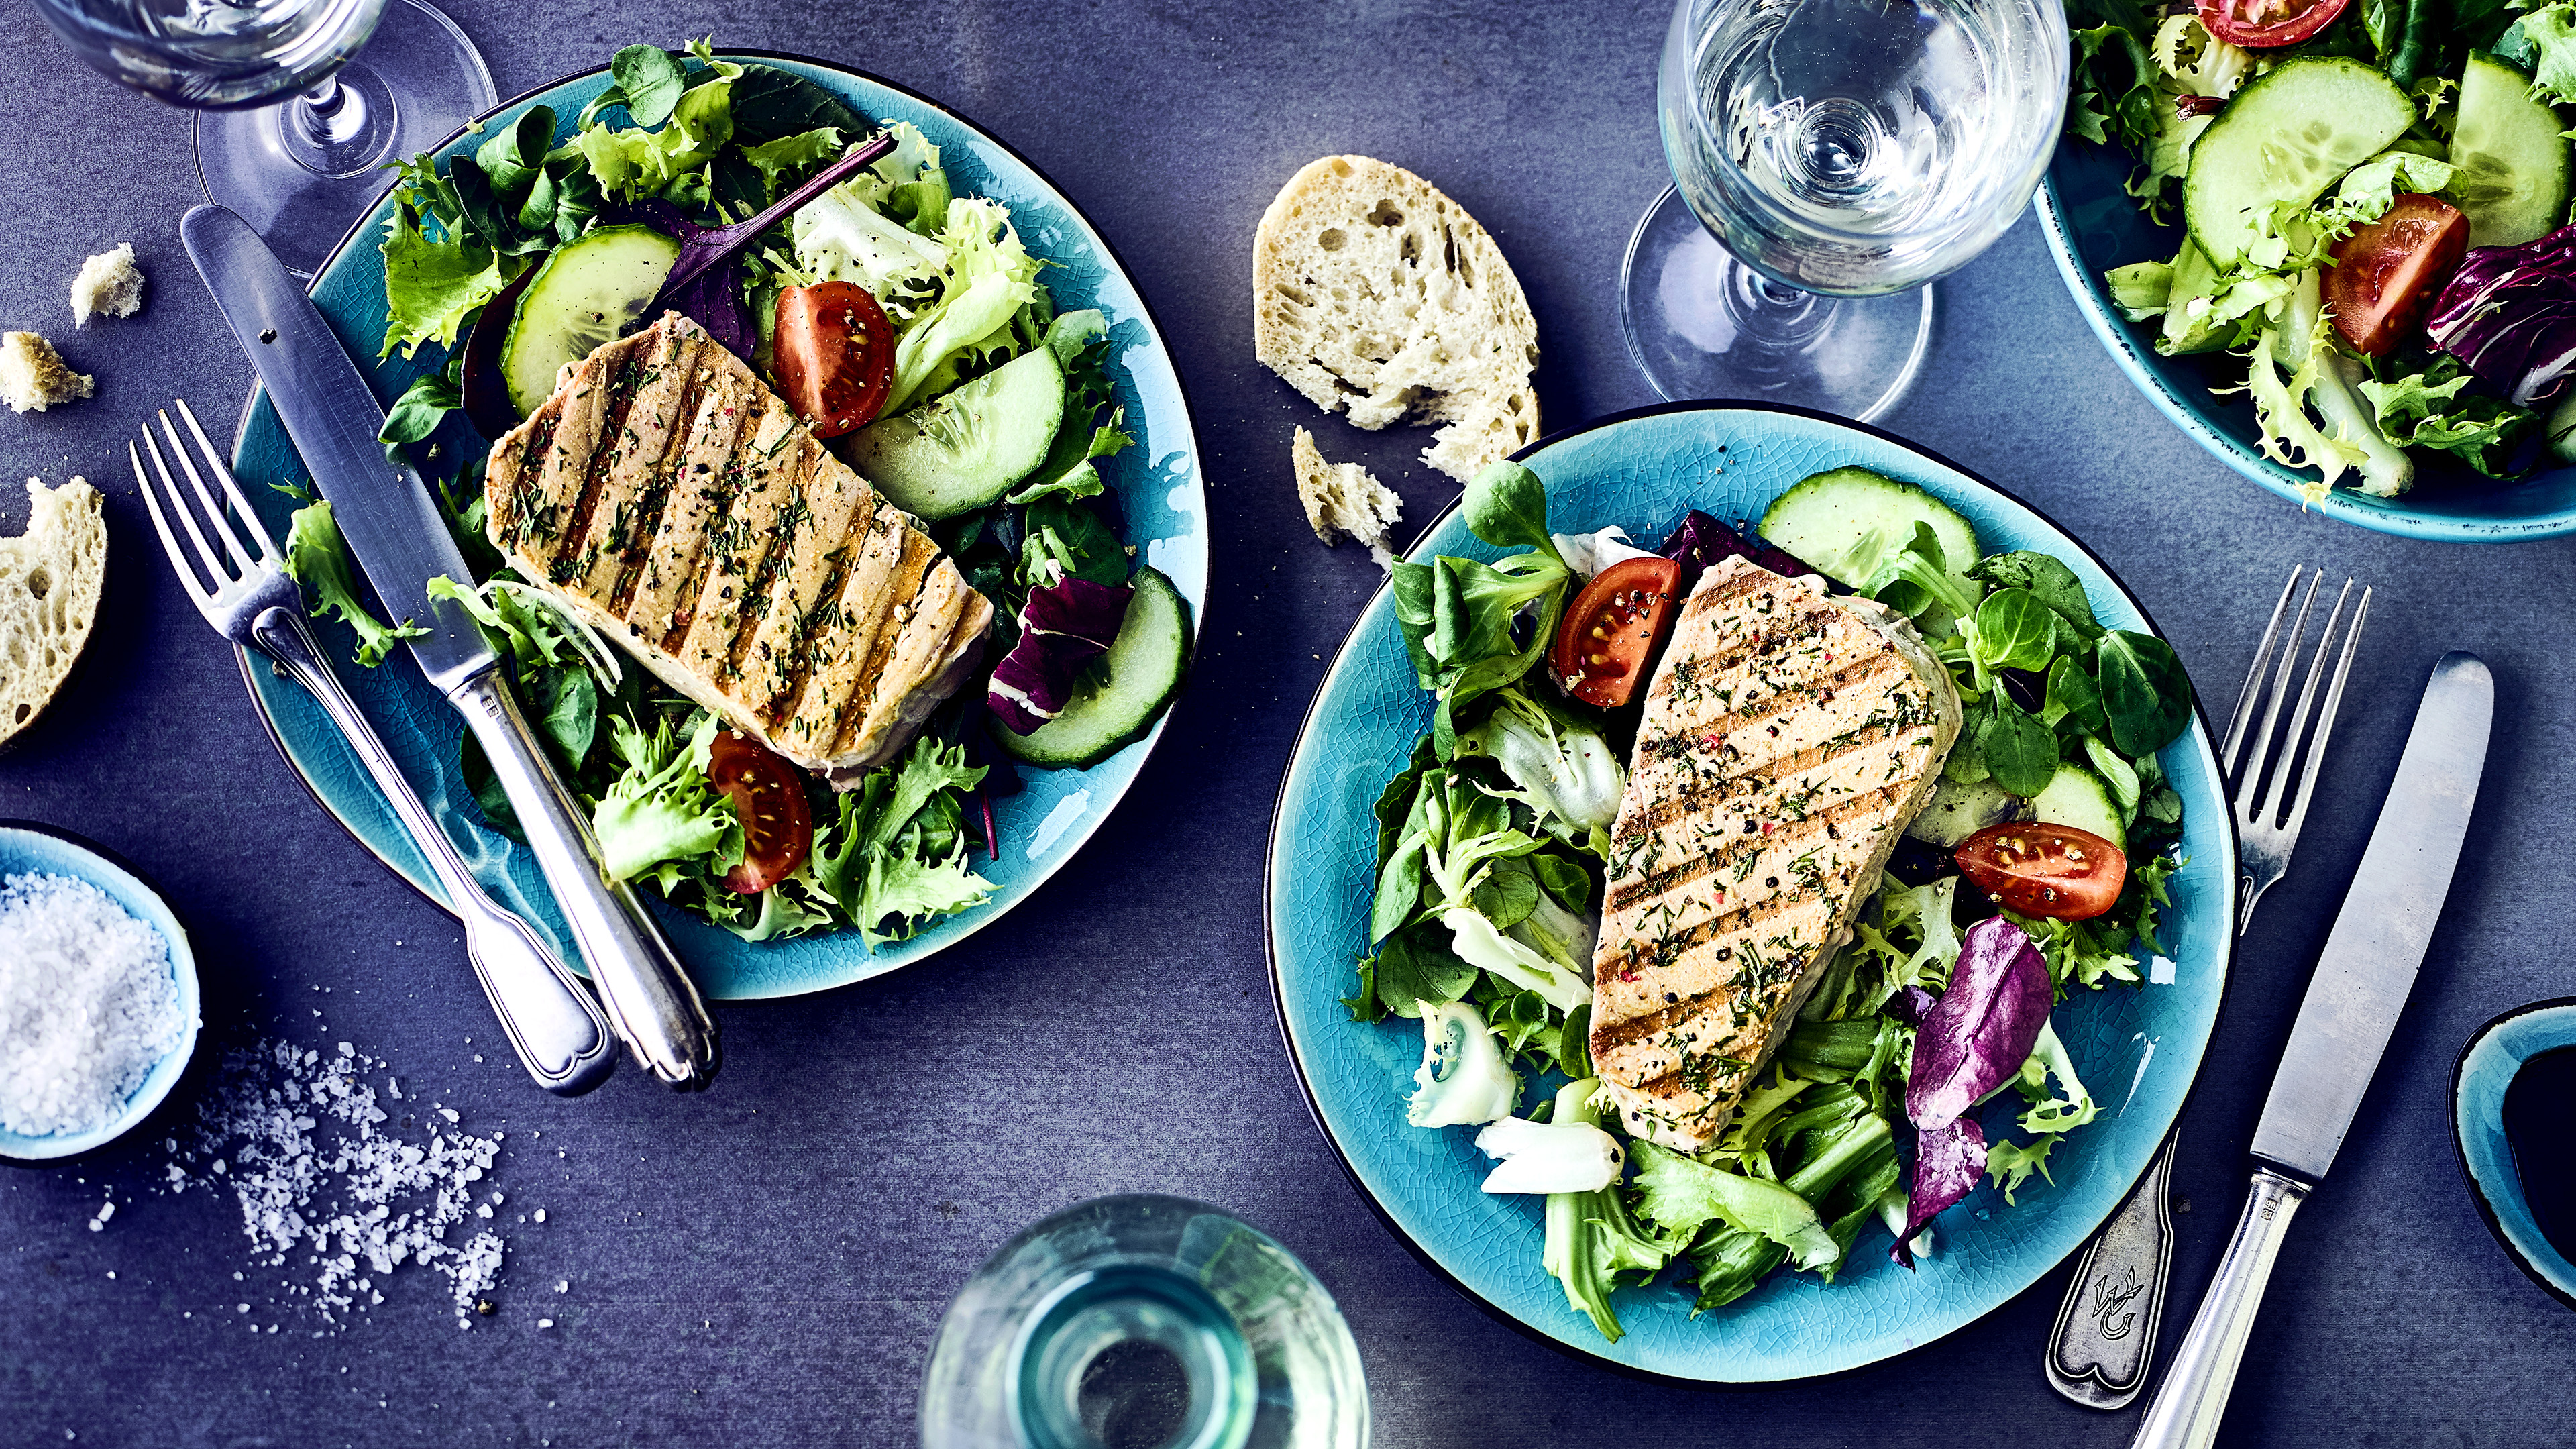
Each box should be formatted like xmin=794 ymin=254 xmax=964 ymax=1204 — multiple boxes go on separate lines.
xmin=1292 ymin=427 xmax=1403 ymax=570
xmin=71 ymin=244 xmax=146 ymax=327
xmin=0 ymin=333 xmax=93 ymax=414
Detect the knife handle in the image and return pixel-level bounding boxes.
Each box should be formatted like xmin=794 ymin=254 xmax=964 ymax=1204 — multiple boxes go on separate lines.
xmin=2128 ymin=1166 xmax=2310 ymax=1449
xmin=448 ymin=668 xmax=720 ymax=1089
xmin=2047 ymin=1130 xmax=2179 ymax=1409
xmin=252 ymin=607 xmax=618 ymax=1097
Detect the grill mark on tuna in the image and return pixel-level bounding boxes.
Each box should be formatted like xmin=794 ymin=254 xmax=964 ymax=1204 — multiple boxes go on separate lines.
xmin=604 ymin=350 xmax=716 ymax=616
xmin=714 ymin=446 xmax=822 ymax=690
xmin=1622 ymin=717 xmax=1925 ymax=838
xmin=545 ymin=336 xmax=663 ymax=586
xmin=830 ymin=523 xmax=936 ymax=757
xmin=1644 ymin=616 xmax=1885 ymax=712
xmin=1605 ymin=777 xmax=1913 ymax=911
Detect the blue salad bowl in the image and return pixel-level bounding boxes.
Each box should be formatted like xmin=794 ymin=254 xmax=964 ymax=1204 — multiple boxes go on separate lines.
xmin=2035 ymin=138 xmax=2576 ymax=542
xmin=224 ymin=52 xmax=1206 ymax=1001
xmin=0 ymin=822 xmax=201 ymax=1164
xmin=1265 ymin=402 xmax=2238 ymax=1382
xmin=2451 ymin=996 xmax=2576 ymax=1311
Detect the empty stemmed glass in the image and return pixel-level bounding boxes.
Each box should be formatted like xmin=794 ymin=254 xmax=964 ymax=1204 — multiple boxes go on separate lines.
xmin=35 ymin=0 xmax=496 ymax=276
xmin=1622 ymin=0 xmax=2069 ymax=421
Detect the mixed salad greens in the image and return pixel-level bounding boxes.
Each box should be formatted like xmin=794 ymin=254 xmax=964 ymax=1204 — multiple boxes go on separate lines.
xmin=1348 ymin=462 xmax=2194 ymax=1342
xmin=275 ymin=39 xmax=1186 ymax=945
xmin=2070 ymin=0 xmax=2576 ymax=498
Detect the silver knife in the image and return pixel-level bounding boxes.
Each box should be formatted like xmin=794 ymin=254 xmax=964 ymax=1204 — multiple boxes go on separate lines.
xmin=182 ymin=203 xmax=720 ymax=1089
xmin=2129 ymin=650 xmax=2493 ymax=1449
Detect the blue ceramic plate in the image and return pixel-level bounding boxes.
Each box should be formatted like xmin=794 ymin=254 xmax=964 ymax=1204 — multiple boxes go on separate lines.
xmin=2035 ymin=140 xmax=2576 ymax=543
xmin=1265 ymin=404 xmax=2239 ymax=1381
xmin=0 ymin=822 xmax=201 ymax=1162
xmin=2451 ymin=996 xmax=2576 ymax=1311
xmin=226 ymin=54 xmax=1206 ymax=1000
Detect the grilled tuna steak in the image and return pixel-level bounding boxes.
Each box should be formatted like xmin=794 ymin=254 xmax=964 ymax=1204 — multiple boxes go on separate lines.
xmin=484 ymin=313 xmax=994 ymax=785
xmin=1589 ymin=557 xmax=1961 ymax=1150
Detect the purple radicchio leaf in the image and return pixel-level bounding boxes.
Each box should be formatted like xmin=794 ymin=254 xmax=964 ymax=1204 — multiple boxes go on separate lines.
xmin=986 ymin=576 xmax=1133 ymax=734
xmin=600 ymin=199 xmax=756 ymax=359
xmin=1892 ymin=1117 xmax=1987 ymax=1269
xmin=1904 ymin=915 xmax=2052 ymax=1130
xmin=1883 ymin=985 xmax=1939 ymax=1027
xmin=2427 ymin=222 xmax=2576 ymax=408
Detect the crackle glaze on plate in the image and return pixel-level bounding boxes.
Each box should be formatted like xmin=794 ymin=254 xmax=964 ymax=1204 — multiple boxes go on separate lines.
xmin=2451 ymin=997 xmax=2576 ymax=1311
xmin=227 ymin=54 xmax=1205 ymax=1000
xmin=1266 ymin=405 xmax=2237 ymax=1381
xmin=2035 ymin=141 xmax=2576 ymax=543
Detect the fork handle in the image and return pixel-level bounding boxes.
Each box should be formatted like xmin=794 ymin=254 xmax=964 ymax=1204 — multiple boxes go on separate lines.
xmin=250 ymin=607 xmax=617 ymax=1096
xmin=2127 ymin=1167 xmax=2310 ymax=1449
xmin=446 ymin=668 xmax=720 ymax=1089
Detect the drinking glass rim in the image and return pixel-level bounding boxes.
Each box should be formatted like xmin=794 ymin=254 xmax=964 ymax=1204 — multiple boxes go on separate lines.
xmin=32 ymin=0 xmax=389 ymax=54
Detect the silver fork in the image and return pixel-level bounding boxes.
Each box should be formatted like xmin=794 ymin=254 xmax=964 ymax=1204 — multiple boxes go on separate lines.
xmin=2046 ymin=564 xmax=2369 ymax=1409
xmin=133 ymin=400 xmax=616 ymax=1097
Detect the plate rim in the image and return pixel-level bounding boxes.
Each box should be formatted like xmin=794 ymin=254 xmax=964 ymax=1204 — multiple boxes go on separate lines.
xmin=1261 ymin=397 xmax=2243 ymax=1385
xmin=226 ymin=48 xmax=1212 ymax=998
xmin=2031 ymin=156 xmax=2576 ymax=545
xmin=2448 ymin=994 xmax=2576 ymax=1313
xmin=0 ymin=819 xmax=203 ymax=1165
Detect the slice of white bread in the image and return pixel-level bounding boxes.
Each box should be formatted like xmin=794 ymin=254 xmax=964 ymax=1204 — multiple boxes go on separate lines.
xmin=0 ymin=477 xmax=107 ymax=750
xmin=1254 ymin=156 xmax=1540 ymax=482
xmin=1292 ymin=427 xmax=1404 ymax=570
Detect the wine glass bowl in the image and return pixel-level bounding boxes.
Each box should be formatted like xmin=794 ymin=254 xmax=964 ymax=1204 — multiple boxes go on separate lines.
xmin=33 ymin=0 xmax=388 ymax=110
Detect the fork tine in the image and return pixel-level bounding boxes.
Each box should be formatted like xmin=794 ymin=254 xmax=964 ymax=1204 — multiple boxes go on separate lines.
xmin=130 ymin=439 xmax=213 ymax=604
xmin=172 ymin=398 xmax=282 ymax=565
xmin=156 ymin=408 xmax=259 ymax=577
xmin=138 ymin=424 xmax=234 ymax=588
xmin=2235 ymin=568 xmax=2323 ymax=824
xmin=2222 ymin=565 xmax=2302 ymax=771
xmin=2253 ymin=578 xmax=2355 ymax=830
xmin=2276 ymin=586 xmax=2369 ymax=843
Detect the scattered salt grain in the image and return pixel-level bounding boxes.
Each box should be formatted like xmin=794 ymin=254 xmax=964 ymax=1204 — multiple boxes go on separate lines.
xmin=533 ymin=1209 xmax=546 ymax=1224
xmin=553 ymin=1279 xmax=568 ymax=1293
xmin=0 ymin=873 xmax=188 ymax=1137
xmin=537 ymin=1318 xmax=554 ymax=1329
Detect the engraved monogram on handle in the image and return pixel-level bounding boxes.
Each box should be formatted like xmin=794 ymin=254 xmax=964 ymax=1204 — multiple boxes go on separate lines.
xmin=2045 ymin=1130 xmax=2178 ymax=1409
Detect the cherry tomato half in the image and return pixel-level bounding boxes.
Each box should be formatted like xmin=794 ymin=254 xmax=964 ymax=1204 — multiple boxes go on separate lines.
xmin=2195 ymin=0 xmax=2350 ymax=48
xmin=1955 ymin=822 xmax=2128 ymax=922
xmin=773 ymin=282 xmax=894 ymax=438
xmin=2324 ymin=193 xmax=2470 ymax=357
xmin=1552 ymin=556 xmax=1684 ymax=709
xmin=708 ymin=729 xmax=815 ymax=895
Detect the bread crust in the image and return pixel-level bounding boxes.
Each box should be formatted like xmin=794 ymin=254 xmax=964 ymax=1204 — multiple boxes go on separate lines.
xmin=1253 ymin=156 xmax=1540 ymax=482
xmin=0 ymin=477 xmax=107 ymax=751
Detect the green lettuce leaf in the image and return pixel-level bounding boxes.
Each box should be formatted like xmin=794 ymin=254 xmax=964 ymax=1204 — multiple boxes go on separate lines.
xmin=590 ymin=713 xmax=744 ymax=885
xmin=280 ymin=497 xmax=427 ymax=666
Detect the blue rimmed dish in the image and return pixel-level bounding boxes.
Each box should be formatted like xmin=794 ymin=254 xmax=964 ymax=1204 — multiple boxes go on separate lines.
xmin=223 ymin=52 xmax=1208 ymax=1001
xmin=2034 ymin=139 xmax=2576 ymax=543
xmin=0 ymin=822 xmax=202 ymax=1163
xmin=2451 ymin=996 xmax=2576 ymax=1310
xmin=1264 ymin=402 xmax=2239 ymax=1383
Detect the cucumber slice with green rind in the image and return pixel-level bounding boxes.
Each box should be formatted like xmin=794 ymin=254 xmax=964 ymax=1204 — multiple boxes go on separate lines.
xmin=1906 ymin=774 xmax=2025 ymax=848
xmin=1757 ymin=466 xmax=1980 ymax=600
xmin=843 ymin=345 xmax=1065 ymax=521
xmin=990 ymin=566 xmax=1191 ymax=770
xmin=500 ymin=225 xmax=681 ymax=418
xmin=2029 ymin=763 xmax=2125 ymax=851
xmin=2451 ymin=53 xmax=2573 ymax=249
xmin=2183 ymin=58 xmax=2415 ymax=270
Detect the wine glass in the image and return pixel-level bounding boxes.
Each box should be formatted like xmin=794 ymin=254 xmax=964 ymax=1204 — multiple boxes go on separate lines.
xmin=35 ymin=0 xmax=496 ymax=278
xmin=1621 ymin=0 xmax=2068 ymax=421
xmin=920 ymin=1195 xmax=1368 ymax=1449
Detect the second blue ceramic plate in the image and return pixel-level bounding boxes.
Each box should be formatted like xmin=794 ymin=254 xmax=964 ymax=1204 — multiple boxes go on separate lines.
xmin=1267 ymin=404 xmax=2237 ymax=1381
xmin=225 ymin=54 xmax=1205 ymax=1000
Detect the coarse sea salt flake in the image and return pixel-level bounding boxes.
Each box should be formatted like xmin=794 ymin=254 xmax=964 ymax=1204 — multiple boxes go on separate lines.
xmin=0 ymin=873 xmax=186 ymax=1138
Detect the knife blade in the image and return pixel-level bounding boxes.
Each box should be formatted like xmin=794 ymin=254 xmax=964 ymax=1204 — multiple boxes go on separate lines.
xmin=2129 ymin=650 xmax=2492 ymax=1449
xmin=178 ymin=207 xmax=494 ymax=693
xmin=184 ymin=203 xmax=720 ymax=1088
xmin=2250 ymin=648 xmax=2493 ymax=1180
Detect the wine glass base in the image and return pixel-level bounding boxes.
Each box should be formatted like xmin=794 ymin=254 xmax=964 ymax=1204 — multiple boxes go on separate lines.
xmin=1619 ymin=185 xmax=1933 ymax=423
xmin=195 ymin=0 xmax=496 ymax=278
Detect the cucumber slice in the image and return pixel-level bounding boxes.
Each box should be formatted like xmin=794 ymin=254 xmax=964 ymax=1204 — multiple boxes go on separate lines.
xmin=990 ymin=566 xmax=1191 ymax=770
xmin=1758 ymin=466 xmax=1980 ymax=599
xmin=500 ymin=225 xmax=681 ymax=417
xmin=2029 ymin=763 xmax=2125 ymax=852
xmin=2451 ymin=53 xmax=2573 ymax=249
xmin=2184 ymin=58 xmax=2414 ymax=270
xmin=1906 ymin=775 xmax=2025 ymax=849
xmin=843 ymin=345 xmax=1065 ymax=521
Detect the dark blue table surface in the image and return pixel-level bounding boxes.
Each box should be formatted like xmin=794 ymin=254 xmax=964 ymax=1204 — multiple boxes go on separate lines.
xmin=6 ymin=3 xmax=2574 ymax=1445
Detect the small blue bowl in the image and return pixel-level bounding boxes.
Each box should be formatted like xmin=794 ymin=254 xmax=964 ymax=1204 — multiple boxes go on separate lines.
xmin=0 ymin=822 xmax=201 ymax=1163
xmin=2035 ymin=139 xmax=2576 ymax=543
xmin=2451 ymin=997 xmax=2576 ymax=1310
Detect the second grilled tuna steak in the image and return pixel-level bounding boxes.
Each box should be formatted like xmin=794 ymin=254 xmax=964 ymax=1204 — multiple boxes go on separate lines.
xmin=1589 ymin=557 xmax=1961 ymax=1150
xmin=484 ymin=312 xmax=994 ymax=785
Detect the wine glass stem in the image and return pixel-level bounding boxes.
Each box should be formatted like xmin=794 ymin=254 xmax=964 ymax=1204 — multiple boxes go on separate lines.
xmin=278 ymin=62 xmax=395 ymax=176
